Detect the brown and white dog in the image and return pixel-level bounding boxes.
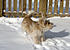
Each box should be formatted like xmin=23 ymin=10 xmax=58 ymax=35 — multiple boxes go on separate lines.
xmin=21 ymin=11 xmax=53 ymax=44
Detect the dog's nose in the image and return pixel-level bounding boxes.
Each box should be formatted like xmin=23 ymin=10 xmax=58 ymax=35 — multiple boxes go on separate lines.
xmin=51 ymin=23 xmax=53 ymax=25
xmin=53 ymin=25 xmax=56 ymax=27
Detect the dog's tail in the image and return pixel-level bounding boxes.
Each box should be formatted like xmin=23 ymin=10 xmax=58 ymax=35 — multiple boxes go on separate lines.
xmin=25 ymin=10 xmax=38 ymax=18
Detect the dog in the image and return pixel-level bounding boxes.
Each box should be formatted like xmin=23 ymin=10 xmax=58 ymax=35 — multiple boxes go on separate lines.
xmin=21 ymin=11 xmax=53 ymax=44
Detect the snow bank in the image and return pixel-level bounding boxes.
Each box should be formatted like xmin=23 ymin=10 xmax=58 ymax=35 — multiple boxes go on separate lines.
xmin=0 ymin=17 xmax=70 ymax=50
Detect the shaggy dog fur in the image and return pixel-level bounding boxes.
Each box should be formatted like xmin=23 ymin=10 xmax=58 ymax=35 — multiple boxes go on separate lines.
xmin=21 ymin=12 xmax=53 ymax=44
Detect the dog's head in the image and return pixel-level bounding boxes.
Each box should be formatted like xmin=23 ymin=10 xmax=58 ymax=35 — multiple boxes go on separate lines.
xmin=44 ymin=20 xmax=53 ymax=29
xmin=39 ymin=19 xmax=53 ymax=31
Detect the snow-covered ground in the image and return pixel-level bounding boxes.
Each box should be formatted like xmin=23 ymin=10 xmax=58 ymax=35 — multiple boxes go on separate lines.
xmin=0 ymin=17 xmax=70 ymax=50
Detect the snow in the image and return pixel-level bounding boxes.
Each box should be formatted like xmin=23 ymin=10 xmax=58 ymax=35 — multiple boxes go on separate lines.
xmin=0 ymin=17 xmax=70 ymax=50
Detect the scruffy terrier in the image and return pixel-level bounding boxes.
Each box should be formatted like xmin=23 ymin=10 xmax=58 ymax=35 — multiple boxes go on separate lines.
xmin=21 ymin=11 xmax=53 ymax=44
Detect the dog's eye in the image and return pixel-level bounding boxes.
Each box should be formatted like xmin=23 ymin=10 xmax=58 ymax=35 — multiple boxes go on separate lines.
xmin=48 ymin=22 xmax=50 ymax=24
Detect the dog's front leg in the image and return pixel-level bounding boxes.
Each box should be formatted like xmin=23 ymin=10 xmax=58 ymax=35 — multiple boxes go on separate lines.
xmin=33 ymin=35 xmax=41 ymax=44
xmin=40 ymin=33 xmax=45 ymax=42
